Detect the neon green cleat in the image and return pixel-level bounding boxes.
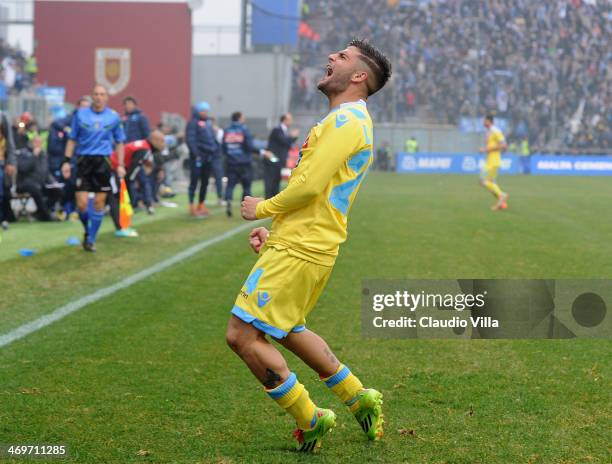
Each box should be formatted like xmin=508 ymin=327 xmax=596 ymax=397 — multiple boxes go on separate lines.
xmin=352 ymin=389 xmax=384 ymax=440
xmin=292 ymin=408 xmax=336 ymax=452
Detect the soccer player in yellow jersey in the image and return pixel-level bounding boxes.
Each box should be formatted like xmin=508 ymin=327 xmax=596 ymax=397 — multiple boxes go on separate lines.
xmin=479 ymin=114 xmax=509 ymax=210
xmin=225 ymin=39 xmax=391 ymax=452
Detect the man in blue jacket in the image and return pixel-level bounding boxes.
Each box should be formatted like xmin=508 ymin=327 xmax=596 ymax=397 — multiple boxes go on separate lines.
xmin=222 ymin=111 xmax=271 ymax=217
xmin=186 ymin=101 xmax=218 ymax=217
xmin=122 ymin=96 xmax=150 ymax=143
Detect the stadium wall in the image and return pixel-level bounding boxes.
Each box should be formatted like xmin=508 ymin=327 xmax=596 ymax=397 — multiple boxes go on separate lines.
xmin=396 ymin=153 xmax=612 ymax=176
xmin=34 ymin=0 xmax=192 ymax=121
xmin=396 ymin=153 xmax=521 ymax=175
xmin=191 ymin=53 xmax=292 ymax=125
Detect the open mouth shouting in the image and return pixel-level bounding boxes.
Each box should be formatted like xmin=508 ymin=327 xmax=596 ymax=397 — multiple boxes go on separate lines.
xmin=318 ymin=63 xmax=334 ymax=86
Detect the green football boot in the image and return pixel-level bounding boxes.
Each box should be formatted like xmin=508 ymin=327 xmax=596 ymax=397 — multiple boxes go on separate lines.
xmin=351 ymin=389 xmax=384 ymax=440
xmin=292 ymin=408 xmax=336 ymax=452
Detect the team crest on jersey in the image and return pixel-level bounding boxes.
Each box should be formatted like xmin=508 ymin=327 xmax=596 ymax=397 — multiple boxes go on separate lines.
xmin=257 ymin=291 xmax=272 ymax=308
xmin=95 ymin=48 xmax=131 ymax=96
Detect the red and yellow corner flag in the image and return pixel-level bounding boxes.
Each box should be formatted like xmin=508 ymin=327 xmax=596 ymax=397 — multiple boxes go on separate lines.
xmin=119 ymin=178 xmax=133 ymax=230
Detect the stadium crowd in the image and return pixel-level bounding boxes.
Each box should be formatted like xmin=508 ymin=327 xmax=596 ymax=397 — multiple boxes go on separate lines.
xmin=0 ymin=38 xmax=38 ymax=96
xmin=294 ymin=0 xmax=611 ymax=152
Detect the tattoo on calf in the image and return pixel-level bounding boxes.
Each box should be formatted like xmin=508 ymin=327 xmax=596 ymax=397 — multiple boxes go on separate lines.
xmin=263 ymin=368 xmax=282 ymax=388
xmin=323 ymin=347 xmax=337 ymax=364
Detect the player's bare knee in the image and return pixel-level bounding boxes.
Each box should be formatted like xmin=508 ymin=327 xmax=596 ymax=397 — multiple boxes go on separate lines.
xmin=225 ymin=326 xmax=243 ymax=353
xmin=76 ymin=199 xmax=88 ymax=211
xmin=226 ymin=318 xmax=256 ymax=354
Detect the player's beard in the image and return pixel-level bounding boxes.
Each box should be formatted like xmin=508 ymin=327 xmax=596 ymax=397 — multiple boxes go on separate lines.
xmin=317 ymin=68 xmax=352 ymax=98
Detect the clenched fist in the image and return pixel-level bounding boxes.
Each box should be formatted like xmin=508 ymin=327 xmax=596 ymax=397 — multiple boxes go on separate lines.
xmin=241 ymin=196 xmax=263 ymax=220
xmin=249 ymin=227 xmax=269 ymax=253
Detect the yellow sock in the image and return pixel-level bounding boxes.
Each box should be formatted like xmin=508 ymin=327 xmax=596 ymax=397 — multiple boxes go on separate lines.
xmin=484 ymin=180 xmax=503 ymax=198
xmin=266 ymin=373 xmax=317 ymax=430
xmin=321 ymin=364 xmax=363 ymax=413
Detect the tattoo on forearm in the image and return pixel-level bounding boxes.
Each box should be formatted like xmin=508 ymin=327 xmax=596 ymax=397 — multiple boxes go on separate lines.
xmin=263 ymin=368 xmax=282 ymax=388
xmin=323 ymin=347 xmax=337 ymax=364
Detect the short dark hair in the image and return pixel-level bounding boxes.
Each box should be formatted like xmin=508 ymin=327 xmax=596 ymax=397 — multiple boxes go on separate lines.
xmin=280 ymin=114 xmax=288 ymax=123
xmin=348 ymin=38 xmax=392 ymax=96
xmin=76 ymin=95 xmax=91 ymax=106
xmin=123 ymin=96 xmax=137 ymax=105
xmin=231 ymin=111 xmax=242 ymax=122
xmin=485 ymin=114 xmax=494 ymax=122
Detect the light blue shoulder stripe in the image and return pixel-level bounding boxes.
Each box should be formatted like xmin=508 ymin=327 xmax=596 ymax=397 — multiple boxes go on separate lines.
xmin=348 ymin=150 xmax=372 ymax=173
xmin=347 ymin=107 xmax=366 ymax=119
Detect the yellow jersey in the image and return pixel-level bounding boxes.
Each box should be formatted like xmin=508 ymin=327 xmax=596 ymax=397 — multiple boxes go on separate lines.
xmin=485 ymin=125 xmax=506 ymax=166
xmin=255 ymin=100 xmax=374 ymax=266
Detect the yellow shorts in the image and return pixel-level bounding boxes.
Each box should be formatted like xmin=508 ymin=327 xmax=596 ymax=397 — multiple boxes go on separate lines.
xmin=231 ymin=245 xmax=333 ymax=339
xmin=480 ymin=163 xmax=499 ymax=181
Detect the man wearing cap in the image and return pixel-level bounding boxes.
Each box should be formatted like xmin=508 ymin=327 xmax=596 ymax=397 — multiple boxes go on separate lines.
xmin=186 ymin=101 xmax=219 ymax=217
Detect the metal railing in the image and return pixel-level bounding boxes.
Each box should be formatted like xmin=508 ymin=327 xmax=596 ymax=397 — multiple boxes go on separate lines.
xmin=0 ymin=95 xmax=50 ymax=126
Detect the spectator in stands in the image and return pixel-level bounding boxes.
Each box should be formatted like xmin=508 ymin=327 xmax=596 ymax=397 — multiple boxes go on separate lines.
xmin=122 ymin=96 xmax=150 ymax=143
xmin=264 ymin=113 xmax=298 ymax=199
xmin=295 ymin=0 xmax=611 ymax=153
xmin=15 ymin=136 xmax=56 ymax=222
xmin=186 ymin=101 xmax=218 ymax=218
xmin=0 ymin=39 xmax=34 ymax=95
xmin=0 ymin=109 xmax=16 ymax=229
xmin=25 ymin=120 xmax=48 ymax=152
xmin=13 ymin=112 xmax=33 ymax=149
xmin=24 ymin=55 xmax=37 ymax=81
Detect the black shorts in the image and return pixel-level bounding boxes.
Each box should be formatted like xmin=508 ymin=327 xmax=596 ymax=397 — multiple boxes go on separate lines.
xmin=75 ymin=155 xmax=112 ymax=193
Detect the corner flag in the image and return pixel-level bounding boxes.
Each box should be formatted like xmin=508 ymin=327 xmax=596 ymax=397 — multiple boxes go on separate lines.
xmin=119 ymin=178 xmax=133 ymax=230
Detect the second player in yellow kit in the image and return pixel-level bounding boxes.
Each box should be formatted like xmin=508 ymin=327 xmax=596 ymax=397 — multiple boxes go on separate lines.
xmin=232 ymin=100 xmax=373 ymax=336
xmin=479 ymin=114 xmax=508 ymax=210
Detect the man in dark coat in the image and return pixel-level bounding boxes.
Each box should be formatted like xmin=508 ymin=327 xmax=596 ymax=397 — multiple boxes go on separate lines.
xmin=185 ymin=101 xmax=219 ymax=217
xmin=123 ymin=96 xmax=150 ymax=143
xmin=264 ymin=113 xmax=299 ymax=199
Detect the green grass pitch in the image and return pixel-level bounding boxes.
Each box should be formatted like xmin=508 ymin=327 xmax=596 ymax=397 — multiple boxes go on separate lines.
xmin=1 ymin=173 xmax=610 ymax=463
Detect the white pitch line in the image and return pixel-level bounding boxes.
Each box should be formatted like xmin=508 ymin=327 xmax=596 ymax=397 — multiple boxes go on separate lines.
xmin=0 ymin=219 xmax=265 ymax=349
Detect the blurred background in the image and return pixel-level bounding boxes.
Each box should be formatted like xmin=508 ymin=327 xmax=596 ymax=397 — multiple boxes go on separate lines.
xmin=2 ymin=0 xmax=610 ymax=150
xmin=0 ymin=0 xmax=610 ymax=224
